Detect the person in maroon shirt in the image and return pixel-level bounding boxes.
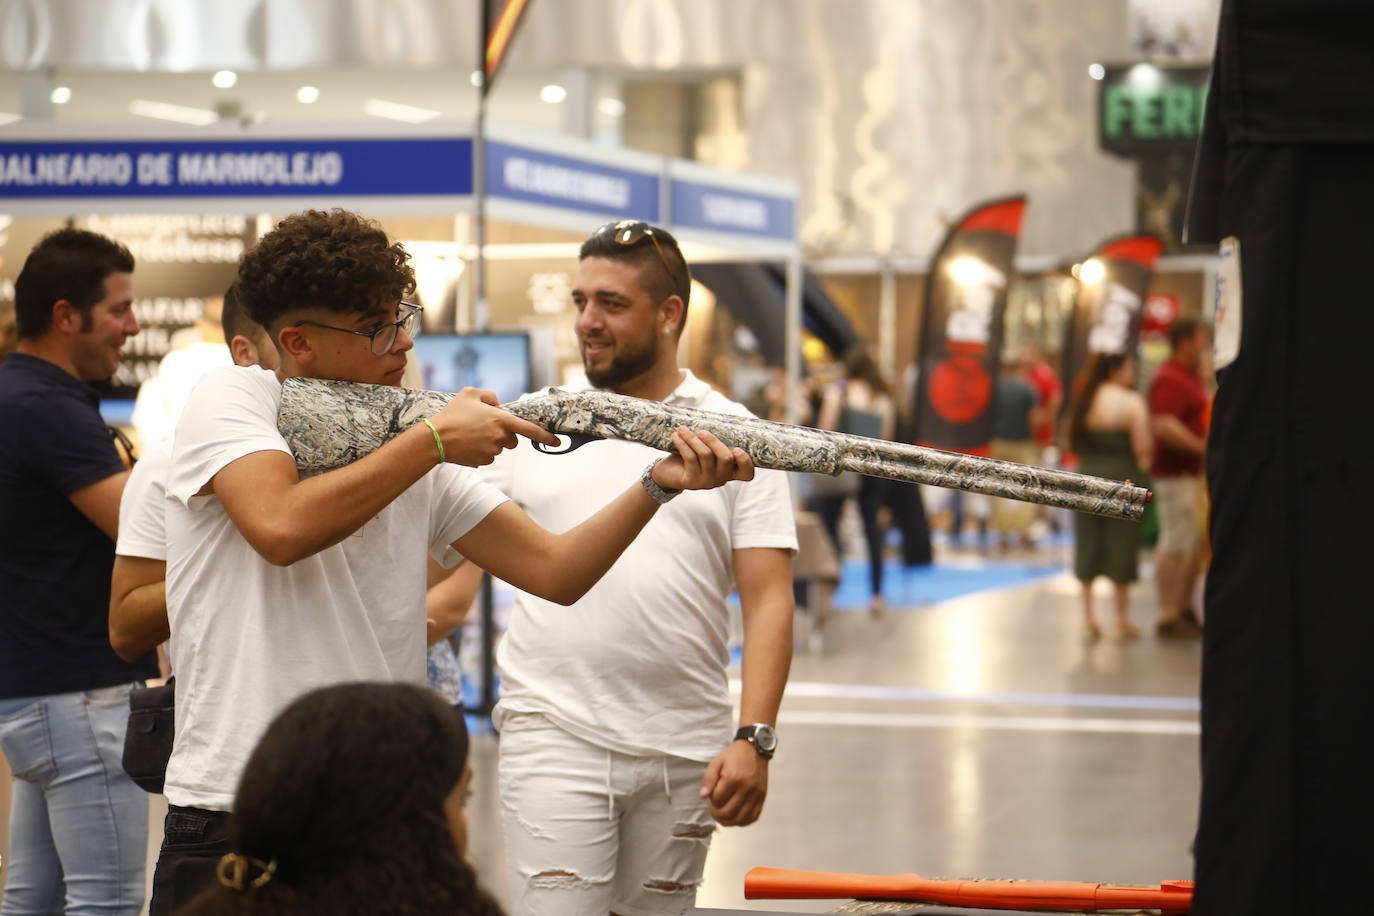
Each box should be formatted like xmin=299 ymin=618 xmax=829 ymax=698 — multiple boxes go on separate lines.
xmin=1147 ymin=316 xmax=1209 ymax=636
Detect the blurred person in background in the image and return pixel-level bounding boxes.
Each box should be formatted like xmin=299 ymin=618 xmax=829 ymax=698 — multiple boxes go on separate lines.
xmin=176 ymin=682 xmax=504 ymax=916
xmin=0 ymin=228 xmax=156 ymax=915
xmin=807 ymin=343 xmax=895 ymax=615
xmin=988 ymin=355 xmax=1040 ymax=550
xmin=1148 ymin=316 xmax=1210 ymax=637
xmin=1022 ymin=344 xmax=1063 ymax=455
xmin=812 ymin=345 xmax=896 ymax=615
xmin=131 ymin=297 xmax=233 ymax=447
xmin=1066 ymin=354 xmax=1151 ymax=642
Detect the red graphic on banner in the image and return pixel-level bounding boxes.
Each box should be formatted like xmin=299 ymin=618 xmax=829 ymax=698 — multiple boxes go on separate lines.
xmin=929 ymin=355 xmax=993 ymax=424
xmin=1142 ymin=292 xmax=1180 ymax=338
xmin=957 ymin=199 xmax=1027 ymax=236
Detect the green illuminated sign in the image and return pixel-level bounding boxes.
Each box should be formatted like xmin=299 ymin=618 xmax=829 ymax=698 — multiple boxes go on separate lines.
xmin=1098 ymin=65 xmax=1210 ymax=156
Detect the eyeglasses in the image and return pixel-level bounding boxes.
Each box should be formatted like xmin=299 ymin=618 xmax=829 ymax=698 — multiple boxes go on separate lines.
xmin=296 ymin=303 xmax=423 ymax=355
xmin=595 ymin=220 xmax=680 ymax=300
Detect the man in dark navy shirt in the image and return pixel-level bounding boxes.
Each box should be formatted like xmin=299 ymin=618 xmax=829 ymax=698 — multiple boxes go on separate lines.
xmin=0 ymin=228 xmax=156 ymax=914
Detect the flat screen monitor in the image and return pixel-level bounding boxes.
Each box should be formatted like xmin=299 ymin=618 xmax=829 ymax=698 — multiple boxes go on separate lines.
xmin=410 ymin=332 xmax=532 ymax=404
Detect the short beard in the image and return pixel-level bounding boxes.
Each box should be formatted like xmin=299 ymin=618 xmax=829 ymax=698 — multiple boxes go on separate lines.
xmin=584 ymin=338 xmax=658 ymax=391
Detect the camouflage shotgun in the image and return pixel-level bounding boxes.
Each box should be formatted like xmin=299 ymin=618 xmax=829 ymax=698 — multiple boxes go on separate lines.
xmin=277 ymin=378 xmax=1151 ymax=521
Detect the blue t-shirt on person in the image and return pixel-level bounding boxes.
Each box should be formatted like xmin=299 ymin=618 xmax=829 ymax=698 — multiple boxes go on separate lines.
xmin=0 ymin=353 xmax=158 ymax=699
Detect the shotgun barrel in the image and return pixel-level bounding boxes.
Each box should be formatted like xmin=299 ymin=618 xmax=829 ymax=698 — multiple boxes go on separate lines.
xmin=277 ymin=378 xmax=1150 ymax=521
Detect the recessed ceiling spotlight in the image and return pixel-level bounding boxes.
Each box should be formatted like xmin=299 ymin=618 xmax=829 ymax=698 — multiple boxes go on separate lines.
xmin=470 ymin=70 xmax=485 ymax=88
xmin=50 ymin=86 xmax=72 ymax=104
xmin=540 ymin=84 xmax=567 ymax=104
xmin=297 ymin=86 xmax=320 ymax=104
xmin=212 ymin=70 xmax=238 ymax=89
xmin=1088 ymin=63 xmax=1106 ymax=81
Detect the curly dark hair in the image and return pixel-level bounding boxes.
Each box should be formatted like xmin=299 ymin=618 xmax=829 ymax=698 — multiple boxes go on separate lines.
xmin=235 ymin=209 xmax=416 ymax=332
xmin=14 ymin=227 xmax=135 ymax=339
xmin=177 ymin=683 xmax=504 ymax=916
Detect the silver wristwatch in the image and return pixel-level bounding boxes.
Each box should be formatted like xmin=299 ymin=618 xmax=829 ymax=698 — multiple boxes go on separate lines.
xmin=734 ymin=723 xmax=778 ymax=759
xmin=640 ymin=460 xmax=682 ymax=504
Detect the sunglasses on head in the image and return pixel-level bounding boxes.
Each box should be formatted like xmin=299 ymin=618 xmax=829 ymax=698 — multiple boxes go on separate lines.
xmin=595 ymin=220 xmax=681 ymax=300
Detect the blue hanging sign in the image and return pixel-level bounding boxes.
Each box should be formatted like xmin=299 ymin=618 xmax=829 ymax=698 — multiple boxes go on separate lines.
xmin=485 ymin=140 xmax=659 ymax=220
xmin=670 ymin=180 xmax=794 ymax=240
xmin=0 ymin=136 xmax=473 ymax=198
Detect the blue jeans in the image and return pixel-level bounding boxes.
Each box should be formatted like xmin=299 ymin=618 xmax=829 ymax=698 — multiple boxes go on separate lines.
xmin=0 ymin=685 xmax=148 ymax=915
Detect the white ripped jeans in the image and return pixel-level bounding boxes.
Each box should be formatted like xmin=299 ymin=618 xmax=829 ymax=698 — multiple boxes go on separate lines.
xmin=497 ymin=711 xmax=715 ymax=916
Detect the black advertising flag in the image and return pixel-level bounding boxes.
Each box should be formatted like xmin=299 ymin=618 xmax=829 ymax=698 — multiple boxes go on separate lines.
xmin=482 ymin=0 xmax=533 ymax=95
xmin=913 ymin=196 xmax=1027 ymax=455
xmin=1060 ymin=234 xmax=1163 ymax=399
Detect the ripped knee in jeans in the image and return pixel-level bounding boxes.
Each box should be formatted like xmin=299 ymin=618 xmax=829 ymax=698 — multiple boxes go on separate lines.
xmin=528 ymin=869 xmax=609 ymax=891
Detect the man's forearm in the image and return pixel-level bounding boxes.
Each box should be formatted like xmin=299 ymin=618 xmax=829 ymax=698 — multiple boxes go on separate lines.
xmin=1153 ymin=415 xmax=1206 ymax=456
xmin=738 ymin=595 xmax=794 ymax=726
xmin=109 ymin=581 xmax=169 ymax=661
xmin=458 ymin=484 xmax=661 ymax=606
xmin=218 ymin=424 xmax=442 ymax=566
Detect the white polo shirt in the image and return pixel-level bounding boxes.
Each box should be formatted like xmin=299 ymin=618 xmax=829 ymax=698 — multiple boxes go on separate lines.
xmin=487 ymin=370 xmax=797 ymax=762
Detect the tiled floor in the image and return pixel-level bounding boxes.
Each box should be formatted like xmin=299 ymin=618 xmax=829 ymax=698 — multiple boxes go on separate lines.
xmin=468 ymin=548 xmax=1203 ymax=913
xmin=7 ymin=545 xmax=1202 ymax=915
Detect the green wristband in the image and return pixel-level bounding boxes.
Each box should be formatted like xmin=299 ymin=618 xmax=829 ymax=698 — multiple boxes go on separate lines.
xmin=421 ymin=418 xmax=446 ymax=464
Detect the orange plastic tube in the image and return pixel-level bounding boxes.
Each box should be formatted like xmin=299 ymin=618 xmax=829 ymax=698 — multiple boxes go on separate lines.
xmin=744 ymin=867 xmax=1193 ymax=914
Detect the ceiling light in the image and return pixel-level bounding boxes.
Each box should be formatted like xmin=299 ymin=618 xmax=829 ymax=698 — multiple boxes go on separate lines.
xmin=212 ymin=70 xmax=238 ymax=89
xmin=598 ymin=97 xmax=625 ymax=117
xmin=1088 ymin=63 xmax=1105 ymax=81
xmin=50 ymin=86 xmax=72 ymax=104
xmin=296 ymin=86 xmax=320 ymax=104
xmin=470 ymin=70 xmax=485 ymax=88
xmin=1127 ymin=62 xmax=1164 ymax=89
xmin=540 ymin=84 xmax=567 ymax=104
xmin=363 ymin=98 xmax=441 ymax=123
xmin=949 ymin=256 xmax=988 ymax=287
xmin=1078 ymin=258 xmax=1106 ymax=285
xmin=129 ymin=99 xmax=219 ymax=126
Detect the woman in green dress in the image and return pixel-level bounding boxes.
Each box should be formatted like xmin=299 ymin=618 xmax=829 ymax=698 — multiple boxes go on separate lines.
xmin=1067 ymin=354 xmax=1152 ymax=642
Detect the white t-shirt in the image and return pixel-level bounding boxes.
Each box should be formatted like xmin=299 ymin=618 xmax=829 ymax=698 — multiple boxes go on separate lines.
xmin=163 ymin=366 xmax=507 ymax=810
xmin=116 ymin=439 xmax=171 ymax=562
xmin=488 ymin=370 xmax=797 ymax=762
xmin=132 ymin=341 xmax=233 ymax=445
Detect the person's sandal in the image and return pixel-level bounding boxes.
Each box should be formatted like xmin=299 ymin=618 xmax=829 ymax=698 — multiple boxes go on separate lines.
xmin=1114 ymin=622 xmax=1141 ymax=643
xmin=1156 ymin=617 xmax=1203 ymax=638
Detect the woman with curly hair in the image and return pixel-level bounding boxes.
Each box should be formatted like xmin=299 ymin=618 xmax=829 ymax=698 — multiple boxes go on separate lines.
xmin=177 ymin=682 xmax=504 ymax=916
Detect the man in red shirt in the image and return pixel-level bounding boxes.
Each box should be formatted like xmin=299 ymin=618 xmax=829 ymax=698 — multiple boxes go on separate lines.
xmin=1148 ymin=316 xmax=1209 ymax=636
xmin=1021 ymin=345 xmax=1062 ymax=449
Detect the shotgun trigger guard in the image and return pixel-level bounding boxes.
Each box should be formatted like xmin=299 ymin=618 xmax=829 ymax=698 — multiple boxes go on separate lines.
xmin=533 ymin=431 xmax=603 ymax=455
